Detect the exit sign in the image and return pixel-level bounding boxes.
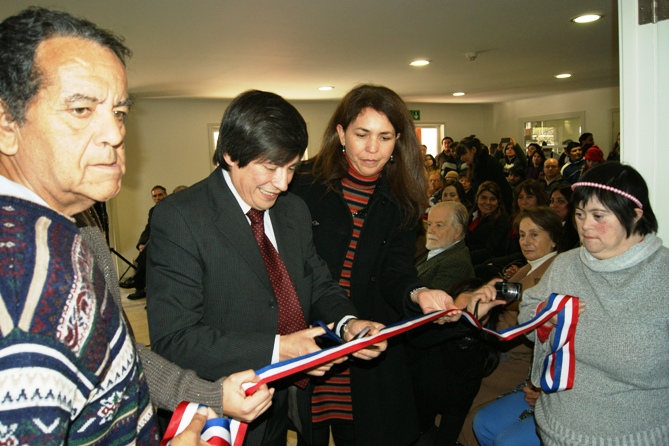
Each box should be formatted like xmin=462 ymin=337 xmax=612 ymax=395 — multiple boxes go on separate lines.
xmin=410 ymin=109 xmax=420 ymax=120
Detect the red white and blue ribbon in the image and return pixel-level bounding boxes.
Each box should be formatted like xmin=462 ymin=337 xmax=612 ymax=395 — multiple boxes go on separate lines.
xmin=459 ymin=293 xmax=579 ymax=392
xmin=162 ymin=293 xmax=579 ymax=445
xmin=162 ymin=402 xmax=238 ymax=446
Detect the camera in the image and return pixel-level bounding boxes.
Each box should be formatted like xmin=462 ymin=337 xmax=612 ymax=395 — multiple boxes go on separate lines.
xmin=495 ymin=281 xmax=522 ymax=301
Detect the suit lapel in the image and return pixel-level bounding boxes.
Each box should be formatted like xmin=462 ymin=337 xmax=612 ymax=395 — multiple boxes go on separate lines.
xmin=206 ymin=171 xmax=274 ymax=293
xmin=418 ymin=242 xmax=460 ymax=275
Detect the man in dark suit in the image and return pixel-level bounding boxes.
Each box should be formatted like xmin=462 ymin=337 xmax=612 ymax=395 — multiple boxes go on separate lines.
xmin=416 ymin=201 xmax=474 ymax=289
xmin=123 ymin=185 xmax=167 ymax=299
xmin=411 ymin=201 xmax=479 ymax=443
xmin=147 ymin=90 xmax=385 ymax=446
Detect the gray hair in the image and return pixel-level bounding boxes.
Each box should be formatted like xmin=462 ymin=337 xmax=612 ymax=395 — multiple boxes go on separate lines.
xmin=429 ymin=201 xmax=468 ymax=241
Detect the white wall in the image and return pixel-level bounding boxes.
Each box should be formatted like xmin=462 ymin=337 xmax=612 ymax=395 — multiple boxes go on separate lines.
xmin=491 ymin=86 xmax=620 ymax=157
xmin=619 ymin=0 xmax=669 ymax=241
xmin=111 ymin=98 xmax=495 ymax=264
xmin=110 ymin=88 xmax=622 ymax=271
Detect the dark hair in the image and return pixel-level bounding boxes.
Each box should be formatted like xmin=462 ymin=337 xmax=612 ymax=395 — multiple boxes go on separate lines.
xmin=551 ymin=184 xmax=574 ymax=217
xmin=474 ymin=180 xmax=506 ymax=220
xmin=310 ymin=84 xmax=425 ymax=227
xmin=572 ymin=162 xmax=657 ymax=236
xmin=528 ymin=143 xmax=541 ymax=153
xmin=516 ymin=206 xmax=564 ymax=252
xmin=440 ymin=179 xmax=471 ymax=209
xmin=213 ymin=90 xmax=307 ymax=170
xmin=512 ymin=179 xmax=549 ymax=216
xmin=425 ymin=154 xmax=437 ymax=167
xmin=442 ymin=136 xmax=453 ymax=144
xmin=152 ymin=185 xmax=167 ymax=193
xmin=509 ymin=166 xmax=526 ymax=179
xmin=551 ymin=185 xmax=580 ymax=251
xmin=566 ymin=141 xmax=581 ymax=151
xmin=456 ymin=135 xmax=486 ymax=182
xmin=531 ymin=147 xmax=547 ymax=163
xmin=578 ymin=132 xmax=593 ymax=144
xmin=0 ymin=7 xmax=131 ymax=124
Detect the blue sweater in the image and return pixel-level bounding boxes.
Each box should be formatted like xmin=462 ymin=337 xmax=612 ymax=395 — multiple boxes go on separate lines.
xmin=0 ymin=195 xmax=158 ymax=444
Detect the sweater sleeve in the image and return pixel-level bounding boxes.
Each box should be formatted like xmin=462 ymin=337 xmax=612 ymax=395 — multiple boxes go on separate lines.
xmin=137 ymin=344 xmax=225 ymax=416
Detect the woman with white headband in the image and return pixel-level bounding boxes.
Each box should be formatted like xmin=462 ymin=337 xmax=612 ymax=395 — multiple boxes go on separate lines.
xmin=518 ymin=162 xmax=669 ymax=445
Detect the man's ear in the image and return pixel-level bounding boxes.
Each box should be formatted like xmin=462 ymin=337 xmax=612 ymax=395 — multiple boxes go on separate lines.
xmin=453 ymin=225 xmax=464 ymax=241
xmin=0 ymin=101 xmax=19 ymax=156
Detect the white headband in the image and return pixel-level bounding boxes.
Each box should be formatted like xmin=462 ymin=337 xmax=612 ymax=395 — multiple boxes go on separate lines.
xmin=571 ymin=182 xmax=643 ymax=209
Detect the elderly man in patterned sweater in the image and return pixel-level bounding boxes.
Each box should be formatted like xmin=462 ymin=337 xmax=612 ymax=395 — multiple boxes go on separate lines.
xmin=0 ymin=7 xmax=273 ymax=445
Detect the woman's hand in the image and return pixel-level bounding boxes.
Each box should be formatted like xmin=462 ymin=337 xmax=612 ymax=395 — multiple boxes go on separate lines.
xmin=343 ymin=319 xmax=387 ymax=360
xmin=542 ymin=299 xmax=586 ymax=326
xmin=502 ymin=265 xmax=519 ymax=280
xmin=413 ymin=288 xmax=463 ymax=324
xmin=460 ymin=280 xmax=506 ymax=319
xmin=522 ymin=384 xmax=541 ymax=407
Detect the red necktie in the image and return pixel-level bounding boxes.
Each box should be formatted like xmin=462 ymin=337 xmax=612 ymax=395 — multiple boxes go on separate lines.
xmin=247 ymin=209 xmax=308 ymax=336
xmin=247 ymin=209 xmax=309 ymax=388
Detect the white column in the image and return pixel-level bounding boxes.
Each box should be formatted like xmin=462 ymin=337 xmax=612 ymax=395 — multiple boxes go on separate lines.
xmin=619 ymin=0 xmax=669 ymax=240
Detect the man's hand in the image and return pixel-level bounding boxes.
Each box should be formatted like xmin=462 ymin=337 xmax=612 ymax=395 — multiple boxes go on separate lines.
xmin=169 ymin=406 xmax=217 ymax=446
xmin=279 ymin=326 xmax=347 ymax=376
xmin=222 ymin=369 xmax=274 ymax=422
xmin=341 ymin=319 xmax=387 ymax=360
xmin=412 ymin=288 xmax=462 ymax=324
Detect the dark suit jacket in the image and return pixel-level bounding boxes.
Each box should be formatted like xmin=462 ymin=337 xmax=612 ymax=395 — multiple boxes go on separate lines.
xmin=136 ymin=206 xmax=154 ymax=249
xmin=416 ymin=240 xmax=474 ymax=293
xmin=146 ymin=169 xmax=357 ymax=439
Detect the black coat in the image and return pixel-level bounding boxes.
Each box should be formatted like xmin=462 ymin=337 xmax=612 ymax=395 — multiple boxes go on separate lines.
xmin=465 ymin=211 xmax=512 ymax=266
xmin=291 ymin=172 xmax=424 ymax=446
xmin=471 ymin=154 xmax=513 ymax=212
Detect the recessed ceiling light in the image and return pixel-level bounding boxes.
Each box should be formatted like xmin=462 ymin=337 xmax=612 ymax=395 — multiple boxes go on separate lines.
xmin=572 ymin=14 xmax=602 ymax=24
xmin=410 ymin=59 xmax=430 ymax=67
xmin=452 ymin=92 xmax=466 ymax=97
xmin=555 ymin=73 xmax=572 ymax=79
xmin=318 ymin=86 xmax=334 ymax=91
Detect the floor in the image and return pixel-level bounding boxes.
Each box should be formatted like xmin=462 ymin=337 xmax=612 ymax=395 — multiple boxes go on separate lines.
xmin=119 ymin=289 xmax=327 ymax=446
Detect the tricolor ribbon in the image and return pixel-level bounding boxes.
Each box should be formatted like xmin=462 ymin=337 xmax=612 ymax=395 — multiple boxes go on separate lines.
xmin=458 ymin=293 xmax=579 ymax=392
xmin=162 ymin=293 xmax=579 ymax=445
xmin=162 ymin=402 xmax=238 ymax=446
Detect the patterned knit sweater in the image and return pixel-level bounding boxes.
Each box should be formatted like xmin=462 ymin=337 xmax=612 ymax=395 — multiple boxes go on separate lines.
xmin=0 ymin=195 xmax=159 ymax=445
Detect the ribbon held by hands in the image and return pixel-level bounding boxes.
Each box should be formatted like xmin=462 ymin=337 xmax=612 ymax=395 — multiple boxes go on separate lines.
xmin=162 ymin=293 xmax=579 ymax=445
xmin=161 ymin=309 xmax=455 ymax=446
xmin=459 ymin=293 xmax=579 ymax=392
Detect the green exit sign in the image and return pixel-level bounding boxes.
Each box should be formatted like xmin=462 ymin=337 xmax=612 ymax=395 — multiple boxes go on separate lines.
xmin=410 ymin=110 xmax=420 ymax=120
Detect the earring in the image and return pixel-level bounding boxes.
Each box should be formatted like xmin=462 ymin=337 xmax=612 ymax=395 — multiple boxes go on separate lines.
xmin=342 ymin=145 xmax=346 ymax=154
xmin=390 ymin=154 xmax=394 ymax=164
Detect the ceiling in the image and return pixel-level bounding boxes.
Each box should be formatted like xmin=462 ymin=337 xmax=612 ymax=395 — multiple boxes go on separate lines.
xmin=0 ymin=0 xmax=619 ymax=104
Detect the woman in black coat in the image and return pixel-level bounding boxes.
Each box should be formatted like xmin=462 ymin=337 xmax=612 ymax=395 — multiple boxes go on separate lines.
xmin=291 ymin=84 xmax=462 ymax=446
xmin=466 ymin=180 xmax=511 ymax=268
xmin=456 ymin=136 xmax=513 ymax=212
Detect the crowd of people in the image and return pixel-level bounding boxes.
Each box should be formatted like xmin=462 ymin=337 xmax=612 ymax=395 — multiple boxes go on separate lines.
xmin=1 ymin=6 xmax=666 ymax=446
